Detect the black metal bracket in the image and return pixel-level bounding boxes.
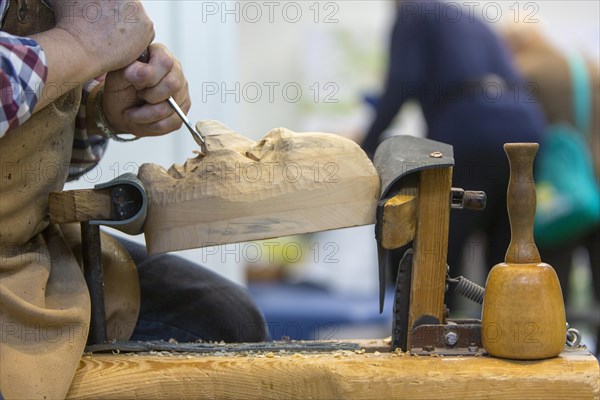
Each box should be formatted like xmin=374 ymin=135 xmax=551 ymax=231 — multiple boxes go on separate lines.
xmin=81 ymin=174 xmax=147 ymax=345
xmin=410 ymin=320 xmax=485 ymax=356
xmin=81 ymin=222 xmax=107 ymax=345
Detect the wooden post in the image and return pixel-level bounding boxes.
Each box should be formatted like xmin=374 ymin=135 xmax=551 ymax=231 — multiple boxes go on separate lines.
xmin=407 ymin=167 xmax=453 ymax=347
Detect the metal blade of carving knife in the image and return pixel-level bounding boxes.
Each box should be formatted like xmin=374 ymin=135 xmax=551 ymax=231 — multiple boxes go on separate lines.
xmin=166 ymin=96 xmax=207 ymax=153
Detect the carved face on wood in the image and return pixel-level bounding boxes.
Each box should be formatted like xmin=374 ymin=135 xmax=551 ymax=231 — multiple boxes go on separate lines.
xmin=164 ymin=120 xmax=374 ymax=187
xmin=137 ymin=120 xmax=380 ymax=253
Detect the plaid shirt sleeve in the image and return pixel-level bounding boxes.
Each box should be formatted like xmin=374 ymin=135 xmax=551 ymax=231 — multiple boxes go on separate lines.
xmin=1 ymin=0 xmax=109 ymax=181
xmin=0 ymin=31 xmax=48 ymax=137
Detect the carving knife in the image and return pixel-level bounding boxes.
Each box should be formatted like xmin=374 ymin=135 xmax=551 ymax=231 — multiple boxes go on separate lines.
xmin=165 ymin=96 xmax=207 ymax=153
xmin=138 ymin=50 xmax=207 ymax=153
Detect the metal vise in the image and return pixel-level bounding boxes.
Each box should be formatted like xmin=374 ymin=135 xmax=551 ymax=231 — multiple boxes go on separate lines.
xmin=373 ymin=135 xmax=486 ymax=355
xmin=49 ymin=173 xmax=147 ymax=345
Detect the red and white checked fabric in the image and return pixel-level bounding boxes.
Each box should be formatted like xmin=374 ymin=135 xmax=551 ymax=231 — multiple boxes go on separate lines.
xmin=0 ymin=31 xmax=47 ymax=136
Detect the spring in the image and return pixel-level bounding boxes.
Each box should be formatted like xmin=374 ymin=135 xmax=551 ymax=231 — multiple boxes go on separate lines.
xmin=454 ymin=277 xmax=485 ymax=305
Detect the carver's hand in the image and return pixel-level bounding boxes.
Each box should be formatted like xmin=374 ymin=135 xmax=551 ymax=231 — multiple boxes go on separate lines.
xmin=30 ymin=0 xmax=155 ymax=112
xmin=52 ymin=0 xmax=154 ymax=75
xmin=102 ymin=43 xmax=191 ymax=137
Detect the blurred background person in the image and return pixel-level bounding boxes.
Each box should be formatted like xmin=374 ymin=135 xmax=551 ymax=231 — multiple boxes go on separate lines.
xmin=361 ymin=0 xmax=546 ymax=311
xmin=504 ymin=27 xmax=599 ymax=355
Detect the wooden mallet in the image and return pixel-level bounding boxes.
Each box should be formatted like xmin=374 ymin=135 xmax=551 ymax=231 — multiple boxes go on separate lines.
xmin=481 ymin=143 xmax=566 ymax=360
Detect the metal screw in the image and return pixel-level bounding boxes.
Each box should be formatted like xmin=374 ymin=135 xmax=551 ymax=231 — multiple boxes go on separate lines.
xmin=429 ymin=151 xmax=443 ymax=158
xmin=444 ymin=331 xmax=458 ymax=346
xmin=468 ymin=343 xmax=478 ymax=352
xmin=112 ymin=186 xmax=126 ymax=204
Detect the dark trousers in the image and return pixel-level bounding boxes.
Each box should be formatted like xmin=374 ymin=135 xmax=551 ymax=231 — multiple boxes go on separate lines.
xmin=115 ymin=238 xmax=269 ymax=343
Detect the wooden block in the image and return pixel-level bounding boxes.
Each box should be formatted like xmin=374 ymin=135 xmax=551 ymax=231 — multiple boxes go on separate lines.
xmin=381 ymin=193 xmax=417 ymax=249
xmin=67 ymin=346 xmax=599 ymax=399
xmin=138 ymin=121 xmax=380 ymax=254
xmin=48 ymin=189 xmax=112 ymax=223
xmin=408 ymin=167 xmax=452 ymax=343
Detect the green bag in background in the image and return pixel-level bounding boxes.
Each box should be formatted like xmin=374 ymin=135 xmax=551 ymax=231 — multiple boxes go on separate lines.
xmin=534 ymin=55 xmax=600 ymax=248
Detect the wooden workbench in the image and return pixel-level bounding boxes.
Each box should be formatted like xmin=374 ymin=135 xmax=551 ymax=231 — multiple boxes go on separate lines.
xmin=67 ymin=340 xmax=599 ymax=399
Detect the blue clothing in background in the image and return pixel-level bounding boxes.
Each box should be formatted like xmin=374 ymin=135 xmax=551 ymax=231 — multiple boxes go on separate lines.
xmin=363 ymin=0 xmax=545 ymax=157
xmin=363 ymin=1 xmax=546 ymax=297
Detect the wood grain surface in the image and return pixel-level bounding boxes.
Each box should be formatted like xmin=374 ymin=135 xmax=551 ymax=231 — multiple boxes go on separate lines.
xmin=407 ymin=167 xmax=453 ymax=343
xmin=67 ymin=346 xmax=599 ymax=399
xmin=49 ymin=188 xmax=112 ymax=223
xmin=381 ymin=193 xmax=417 ymax=249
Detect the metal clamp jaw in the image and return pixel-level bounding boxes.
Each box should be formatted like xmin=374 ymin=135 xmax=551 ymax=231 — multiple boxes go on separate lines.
xmin=92 ymin=173 xmax=147 ymax=234
xmin=49 ymin=173 xmax=147 ymax=234
xmin=373 ymin=136 xmax=486 ymax=355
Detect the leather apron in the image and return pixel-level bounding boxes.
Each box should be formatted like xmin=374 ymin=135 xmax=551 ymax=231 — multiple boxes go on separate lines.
xmin=0 ymin=1 xmax=139 ymax=398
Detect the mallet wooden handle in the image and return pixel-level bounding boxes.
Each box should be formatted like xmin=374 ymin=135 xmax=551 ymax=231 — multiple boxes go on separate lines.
xmin=504 ymin=143 xmax=541 ymax=264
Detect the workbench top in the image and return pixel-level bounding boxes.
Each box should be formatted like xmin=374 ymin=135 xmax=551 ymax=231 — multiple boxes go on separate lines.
xmin=67 ymin=340 xmax=599 ymax=399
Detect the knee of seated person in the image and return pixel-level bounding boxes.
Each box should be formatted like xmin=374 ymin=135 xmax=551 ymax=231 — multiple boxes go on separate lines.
xmin=216 ymin=309 xmax=269 ymax=343
xmin=204 ymin=289 xmax=269 ymax=343
xmin=119 ymin=240 xmax=269 ymax=342
xmin=132 ymin=295 xmax=269 ymax=343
